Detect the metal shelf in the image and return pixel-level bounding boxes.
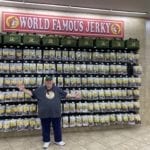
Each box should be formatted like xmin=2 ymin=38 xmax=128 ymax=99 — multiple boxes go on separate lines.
xmin=0 ymin=85 xmax=139 ymax=90
xmin=0 ymin=98 xmax=139 ymax=104
xmin=0 ymin=58 xmax=138 ymax=65
xmin=0 ymin=100 xmax=37 ymax=104
xmin=62 ymin=110 xmax=139 ymax=116
xmin=0 ymin=110 xmax=139 ymax=119
xmin=0 ymin=72 xmax=131 ymax=77
xmin=0 ymin=114 xmax=38 ymax=119
xmin=0 ymin=44 xmax=141 ymax=122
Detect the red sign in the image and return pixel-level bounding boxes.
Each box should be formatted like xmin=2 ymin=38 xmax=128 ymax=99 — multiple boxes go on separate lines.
xmin=2 ymin=12 xmax=124 ymax=38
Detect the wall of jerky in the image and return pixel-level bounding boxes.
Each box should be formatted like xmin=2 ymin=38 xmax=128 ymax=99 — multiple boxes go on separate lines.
xmin=0 ymin=6 xmax=147 ymax=134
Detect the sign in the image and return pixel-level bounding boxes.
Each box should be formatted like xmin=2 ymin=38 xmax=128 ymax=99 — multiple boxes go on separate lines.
xmin=2 ymin=12 xmax=124 ymax=38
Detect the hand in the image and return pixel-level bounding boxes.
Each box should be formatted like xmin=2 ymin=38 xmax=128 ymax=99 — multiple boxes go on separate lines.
xmin=74 ymin=91 xmax=82 ymax=100
xmin=17 ymin=83 xmax=25 ymax=91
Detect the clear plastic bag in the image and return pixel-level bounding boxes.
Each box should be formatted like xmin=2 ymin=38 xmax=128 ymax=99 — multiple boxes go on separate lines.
xmin=70 ymin=64 xmax=75 ymax=73
xmin=69 ymin=50 xmax=75 ymax=61
xmin=104 ymin=53 xmax=110 ymax=62
xmin=57 ymin=76 xmax=64 ymax=87
xmin=49 ymin=63 xmax=56 ymax=73
xmin=36 ymin=63 xmax=43 ymax=73
xmin=76 ymin=116 xmax=82 ymax=127
xmin=87 ymin=77 xmax=93 ymax=87
xmin=35 ymin=48 xmax=42 ymax=60
xmin=64 ymin=77 xmax=70 ymax=87
xmin=76 ymin=51 xmax=82 ymax=61
xmin=2 ymin=48 xmax=9 ymax=59
xmin=0 ymin=104 xmax=5 ymax=116
xmin=29 ymin=49 xmax=36 ymax=59
xmin=49 ymin=49 xmax=56 ymax=60
xmin=0 ymin=120 xmax=3 ymax=132
xmin=69 ymin=116 xmax=76 ymax=127
xmin=76 ymin=102 xmax=83 ymax=112
xmin=80 ymin=64 xmax=87 ymax=73
xmin=98 ymin=89 xmax=105 ymax=99
xmin=69 ymin=103 xmax=75 ymax=113
xmin=0 ymin=77 xmax=4 ymax=87
xmin=93 ymin=102 xmax=100 ymax=111
xmin=94 ymin=115 xmax=100 ymax=125
xmin=88 ymin=103 xmax=94 ymax=112
xmin=9 ymin=48 xmax=16 ymax=59
xmin=62 ymin=50 xmax=68 ymax=61
xmin=23 ymin=49 xmax=30 ymax=60
xmin=88 ymin=115 xmax=94 ymax=126
xmin=76 ymin=77 xmax=81 ymax=87
xmin=92 ymin=90 xmax=99 ymax=100
xmin=133 ymin=65 xmax=143 ymax=76
xmin=110 ymin=52 xmax=116 ymax=62
xmin=82 ymin=102 xmax=88 ymax=112
xmin=4 ymin=77 xmax=11 ymax=87
xmin=82 ymin=51 xmax=88 ymax=61
xmin=23 ymin=63 xmax=30 ymax=73
xmin=75 ymin=64 xmax=81 ymax=73
xmin=92 ymin=51 xmax=100 ymax=61
xmin=87 ymin=64 xmax=93 ymax=74
xmin=3 ymin=63 xmax=10 ymax=73
xmin=62 ymin=116 xmax=69 ymax=128
xmin=43 ymin=63 xmax=50 ymax=73
xmin=82 ymin=115 xmax=88 ymax=126
xmin=93 ymin=64 xmax=99 ymax=73
xmin=81 ymin=77 xmax=87 ymax=87
xmin=0 ymin=92 xmax=5 ymax=102
xmin=3 ymin=120 xmax=10 ymax=132
xmin=0 ymin=48 xmax=3 ymax=59
xmin=99 ymin=102 xmax=106 ymax=111
xmin=21 ymin=118 xmax=28 ymax=130
xmin=17 ymin=90 xmax=24 ymax=101
xmin=43 ymin=49 xmax=50 ymax=60
xmin=16 ymin=49 xmax=22 ymax=59
xmin=29 ymin=118 xmax=36 ymax=130
xmin=16 ymin=63 xmax=22 ymax=73
xmin=110 ymin=114 xmax=116 ymax=123
xmin=63 ymin=64 xmax=70 ymax=73
xmin=55 ymin=50 xmax=61 ymax=61
xmin=29 ymin=63 xmax=36 ymax=73
xmin=63 ymin=103 xmax=70 ymax=113
xmin=35 ymin=118 xmax=41 ymax=130
xmin=57 ymin=63 xmax=63 ymax=73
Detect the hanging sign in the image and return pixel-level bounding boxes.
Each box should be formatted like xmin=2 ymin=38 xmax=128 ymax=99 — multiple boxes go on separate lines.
xmin=2 ymin=12 xmax=124 ymax=38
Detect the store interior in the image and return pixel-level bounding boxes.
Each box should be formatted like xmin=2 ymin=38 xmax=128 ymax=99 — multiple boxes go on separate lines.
xmin=0 ymin=0 xmax=150 ymax=150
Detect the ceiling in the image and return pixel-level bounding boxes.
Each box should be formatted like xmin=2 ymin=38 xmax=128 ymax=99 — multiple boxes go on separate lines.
xmin=0 ymin=0 xmax=150 ymax=18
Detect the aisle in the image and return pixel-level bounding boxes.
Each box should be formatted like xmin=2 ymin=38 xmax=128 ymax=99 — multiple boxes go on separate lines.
xmin=0 ymin=126 xmax=150 ymax=150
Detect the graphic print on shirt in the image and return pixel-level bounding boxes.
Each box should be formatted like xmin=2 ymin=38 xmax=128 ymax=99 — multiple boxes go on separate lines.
xmin=46 ymin=91 xmax=55 ymax=100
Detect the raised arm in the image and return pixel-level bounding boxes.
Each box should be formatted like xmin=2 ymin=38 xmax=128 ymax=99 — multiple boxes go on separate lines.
xmin=17 ymin=84 xmax=33 ymax=97
xmin=66 ymin=91 xmax=81 ymax=99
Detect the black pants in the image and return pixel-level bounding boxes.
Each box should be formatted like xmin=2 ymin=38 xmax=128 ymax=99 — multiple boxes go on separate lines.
xmin=40 ymin=117 xmax=62 ymax=142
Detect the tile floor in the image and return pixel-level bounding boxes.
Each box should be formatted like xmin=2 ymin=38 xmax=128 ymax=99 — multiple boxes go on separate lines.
xmin=1 ymin=125 xmax=150 ymax=150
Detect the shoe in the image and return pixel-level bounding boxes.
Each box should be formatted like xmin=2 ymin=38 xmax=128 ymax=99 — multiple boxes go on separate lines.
xmin=43 ymin=142 xmax=50 ymax=149
xmin=54 ymin=141 xmax=65 ymax=146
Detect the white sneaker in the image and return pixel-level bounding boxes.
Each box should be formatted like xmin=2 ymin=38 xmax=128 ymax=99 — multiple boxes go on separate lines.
xmin=43 ymin=142 xmax=50 ymax=149
xmin=54 ymin=141 xmax=65 ymax=146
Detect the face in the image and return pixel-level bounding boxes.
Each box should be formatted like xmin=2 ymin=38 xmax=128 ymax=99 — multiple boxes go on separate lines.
xmin=45 ymin=80 xmax=53 ymax=90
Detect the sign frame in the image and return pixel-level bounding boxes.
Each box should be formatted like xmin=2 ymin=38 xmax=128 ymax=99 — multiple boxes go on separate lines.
xmin=2 ymin=12 xmax=124 ymax=38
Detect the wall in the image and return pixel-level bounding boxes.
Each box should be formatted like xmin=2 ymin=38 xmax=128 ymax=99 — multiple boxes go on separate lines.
xmin=0 ymin=6 xmax=147 ymax=125
xmin=143 ymin=21 xmax=150 ymax=125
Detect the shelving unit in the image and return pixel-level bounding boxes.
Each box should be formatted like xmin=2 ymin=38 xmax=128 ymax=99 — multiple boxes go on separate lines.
xmin=0 ymin=33 xmax=142 ymax=132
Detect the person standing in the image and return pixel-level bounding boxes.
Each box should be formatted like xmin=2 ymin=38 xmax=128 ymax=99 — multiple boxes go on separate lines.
xmin=17 ymin=76 xmax=80 ymax=149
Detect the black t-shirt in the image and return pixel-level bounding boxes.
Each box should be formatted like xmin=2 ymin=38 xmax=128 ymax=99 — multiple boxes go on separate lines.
xmin=32 ymin=85 xmax=67 ymax=118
